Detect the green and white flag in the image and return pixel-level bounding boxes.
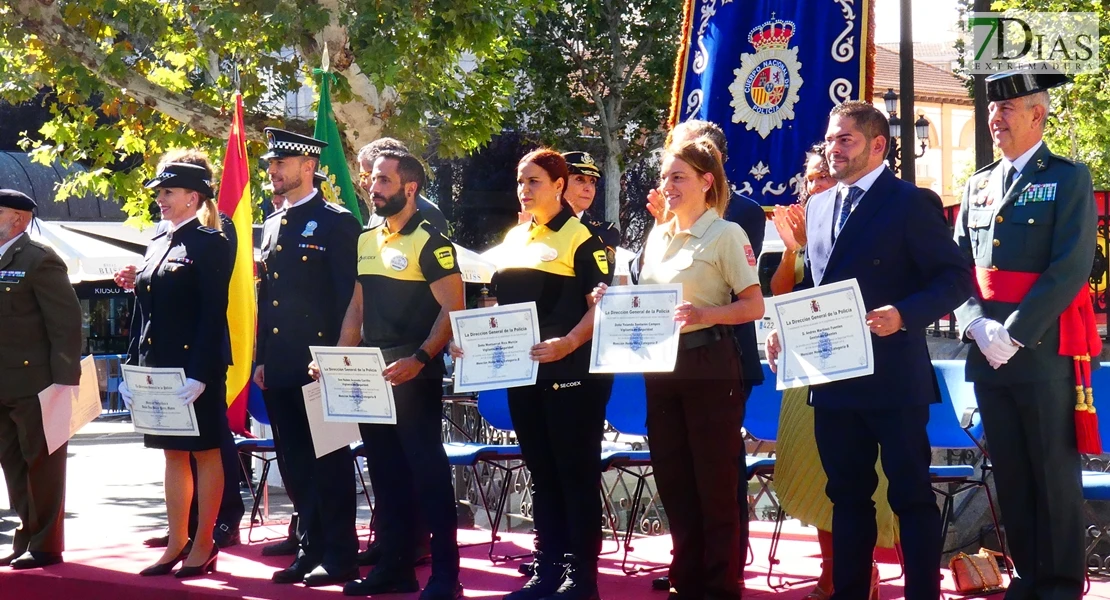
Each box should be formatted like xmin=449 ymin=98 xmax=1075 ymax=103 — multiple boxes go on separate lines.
xmin=313 ymin=66 xmax=363 ymax=224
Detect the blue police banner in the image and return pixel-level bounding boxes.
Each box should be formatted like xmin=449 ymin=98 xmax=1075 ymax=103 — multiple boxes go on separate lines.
xmin=670 ymin=0 xmax=875 ymax=207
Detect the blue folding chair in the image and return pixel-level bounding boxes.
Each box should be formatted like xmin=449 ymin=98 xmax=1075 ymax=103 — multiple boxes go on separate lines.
xmin=236 ymin=381 xmax=280 ymax=542
xmin=1081 ymin=362 xmax=1110 ymax=575
xmin=442 ymin=387 xmax=525 ymax=561
xmin=929 ymin=360 xmax=1009 ymax=579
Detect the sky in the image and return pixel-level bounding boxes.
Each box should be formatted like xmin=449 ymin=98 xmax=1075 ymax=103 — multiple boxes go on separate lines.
xmin=873 ymin=0 xmax=962 ymax=44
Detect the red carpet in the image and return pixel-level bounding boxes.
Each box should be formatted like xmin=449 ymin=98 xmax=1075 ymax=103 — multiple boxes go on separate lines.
xmin=1 ymin=523 xmax=1106 ymax=599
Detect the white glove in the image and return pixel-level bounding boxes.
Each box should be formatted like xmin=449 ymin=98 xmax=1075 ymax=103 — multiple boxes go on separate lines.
xmin=175 ymin=378 xmax=206 ymax=406
xmin=118 ymin=380 xmax=133 ymax=409
xmin=967 ymin=318 xmax=1018 ymax=368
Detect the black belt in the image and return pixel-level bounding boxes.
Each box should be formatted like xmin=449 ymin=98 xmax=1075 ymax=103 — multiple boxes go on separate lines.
xmin=678 ymin=325 xmax=729 ymax=351
xmin=379 ymin=342 xmax=422 ymax=363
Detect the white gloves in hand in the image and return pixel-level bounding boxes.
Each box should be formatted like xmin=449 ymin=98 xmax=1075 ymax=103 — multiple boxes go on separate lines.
xmin=967 ymin=318 xmax=1019 ymax=369
xmin=175 ymin=378 xmax=206 ymax=406
xmin=118 ymin=380 xmax=133 ymax=408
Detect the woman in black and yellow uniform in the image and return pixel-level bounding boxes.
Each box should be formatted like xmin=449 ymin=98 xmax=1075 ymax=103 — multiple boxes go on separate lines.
xmin=120 ymin=158 xmax=231 ymax=579
xmin=473 ymin=149 xmax=611 ymax=600
xmin=596 ymin=139 xmax=762 ymax=600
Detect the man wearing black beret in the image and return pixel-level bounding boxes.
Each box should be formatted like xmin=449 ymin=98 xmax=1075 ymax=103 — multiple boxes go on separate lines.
xmin=954 ymin=67 xmax=1093 ymax=598
xmin=0 ymin=189 xmax=83 ymax=569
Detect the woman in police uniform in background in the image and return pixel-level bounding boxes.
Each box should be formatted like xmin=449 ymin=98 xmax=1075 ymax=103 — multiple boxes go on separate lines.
xmin=457 ymin=149 xmax=611 ymax=600
xmin=596 ymin=139 xmax=762 ymax=600
xmin=120 ymin=156 xmax=231 ymax=579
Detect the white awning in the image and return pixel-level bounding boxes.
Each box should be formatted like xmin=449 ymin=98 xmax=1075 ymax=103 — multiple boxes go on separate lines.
xmin=455 ymin=244 xmax=497 ymax=284
xmin=29 ymin=219 xmax=143 ymax=284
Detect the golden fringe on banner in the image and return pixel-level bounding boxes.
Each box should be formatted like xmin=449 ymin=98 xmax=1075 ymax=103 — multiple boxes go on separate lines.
xmin=667 ymin=0 xmax=697 ymax=128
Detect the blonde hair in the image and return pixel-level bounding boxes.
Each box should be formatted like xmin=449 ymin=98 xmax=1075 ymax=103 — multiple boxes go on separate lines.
xmin=158 ymin=149 xmax=222 ymax=231
xmin=665 ymin=138 xmax=730 ymax=216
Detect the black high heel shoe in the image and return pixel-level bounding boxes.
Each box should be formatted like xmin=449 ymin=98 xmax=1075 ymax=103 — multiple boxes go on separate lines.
xmin=139 ymin=548 xmax=188 ymax=577
xmin=174 ymin=546 xmax=218 ymax=579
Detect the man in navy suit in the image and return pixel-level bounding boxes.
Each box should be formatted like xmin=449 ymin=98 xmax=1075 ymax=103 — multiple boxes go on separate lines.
xmin=766 ymin=101 xmax=972 ymax=600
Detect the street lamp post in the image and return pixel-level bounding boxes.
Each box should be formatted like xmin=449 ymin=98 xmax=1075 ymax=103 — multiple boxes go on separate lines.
xmin=881 ymin=88 xmax=930 ymax=174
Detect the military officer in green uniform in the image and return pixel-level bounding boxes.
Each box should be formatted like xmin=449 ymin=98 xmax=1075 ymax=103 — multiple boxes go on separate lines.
xmin=953 ymin=69 xmax=1095 ymax=600
xmin=0 ymin=189 xmax=82 ymax=570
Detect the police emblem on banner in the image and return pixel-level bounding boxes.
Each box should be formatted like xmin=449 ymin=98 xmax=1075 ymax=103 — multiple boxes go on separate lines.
xmin=729 ymin=16 xmax=804 ymax=139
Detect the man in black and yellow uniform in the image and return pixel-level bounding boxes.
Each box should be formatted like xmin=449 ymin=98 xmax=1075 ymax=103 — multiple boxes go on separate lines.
xmin=338 ymin=150 xmax=465 ymax=600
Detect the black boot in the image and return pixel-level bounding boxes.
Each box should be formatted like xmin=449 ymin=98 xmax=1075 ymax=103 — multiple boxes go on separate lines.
xmin=542 ymin=554 xmax=599 ymax=600
xmin=503 ymin=551 xmax=566 ymax=600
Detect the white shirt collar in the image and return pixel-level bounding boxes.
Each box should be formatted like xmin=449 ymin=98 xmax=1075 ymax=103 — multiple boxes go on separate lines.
xmin=0 ymin=231 xmax=23 ymax=258
xmin=834 ymin=162 xmax=887 ymax=199
xmin=286 ymin=190 xmax=317 ymax=210
xmin=171 ymin=215 xmax=198 ymax=232
xmin=1001 ymin=140 xmax=1043 ymax=176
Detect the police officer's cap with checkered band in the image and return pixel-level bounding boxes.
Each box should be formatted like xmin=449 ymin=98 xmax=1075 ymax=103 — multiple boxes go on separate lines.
xmin=260 ymin=127 xmax=328 ymax=160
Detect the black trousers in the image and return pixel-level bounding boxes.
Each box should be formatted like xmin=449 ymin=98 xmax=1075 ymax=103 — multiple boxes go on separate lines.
xmin=187 ymin=425 xmax=245 ymax=538
xmin=361 ymin=367 xmax=458 ymax=575
xmin=975 ymin=377 xmax=1084 ymax=600
xmin=263 ymin=385 xmax=357 ymax=571
xmin=813 ymin=405 xmax=940 ymax=600
xmin=508 ymin=372 xmax=608 ymax=563
xmin=0 ymin=395 xmax=66 ymax=555
xmin=645 ymin=337 xmax=744 ymax=600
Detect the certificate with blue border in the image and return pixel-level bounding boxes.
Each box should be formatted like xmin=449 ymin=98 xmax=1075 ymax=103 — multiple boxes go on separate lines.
xmin=309 ymin=346 xmax=397 ymax=424
xmin=590 ymin=284 xmax=682 ymax=373
xmin=121 ymin=365 xmax=200 ymax=436
xmin=770 ymin=278 xmax=874 ymax=390
xmin=450 ymin=302 xmax=540 ymax=393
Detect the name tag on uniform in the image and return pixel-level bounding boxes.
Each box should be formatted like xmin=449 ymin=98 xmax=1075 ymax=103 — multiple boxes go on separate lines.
xmin=0 ymin=270 xmax=26 ymax=283
xmin=1015 ymin=183 xmax=1057 ymax=206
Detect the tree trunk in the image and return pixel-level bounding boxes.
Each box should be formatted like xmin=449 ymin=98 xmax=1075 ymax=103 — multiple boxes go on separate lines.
xmin=603 ymin=139 xmax=622 ymax=228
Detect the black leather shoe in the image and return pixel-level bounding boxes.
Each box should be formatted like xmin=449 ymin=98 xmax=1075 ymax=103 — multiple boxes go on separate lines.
xmin=343 ymin=567 xmax=420 ymax=596
xmin=304 ymin=565 xmax=359 ymax=587
xmin=271 ymin=558 xmax=315 ymax=584
xmin=10 ymin=552 xmax=64 ymax=570
xmin=143 ymin=533 xmax=170 ymax=549
xmin=261 ymin=536 xmax=299 ymax=557
xmin=0 ymin=549 xmax=26 ymax=567
xmin=358 ymin=539 xmax=432 ymax=567
xmin=503 ymin=552 xmax=565 ymax=600
xmin=651 ymin=576 xmax=670 ymax=591
xmin=174 ymin=547 xmax=219 ymax=579
xmin=421 ymin=574 xmax=464 ymax=600
xmin=213 ymin=525 xmax=241 ymax=549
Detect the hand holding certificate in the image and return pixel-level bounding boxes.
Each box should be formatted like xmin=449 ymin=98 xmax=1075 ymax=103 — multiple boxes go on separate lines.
xmin=769 ymin=278 xmax=874 ymax=390
xmin=39 ymin=355 xmax=102 ymax=454
xmin=309 ymin=347 xmax=397 ymax=425
xmin=450 ymin=303 xmax=540 ymax=393
xmin=121 ymin=365 xmax=201 ymax=436
xmin=590 ymin=284 xmax=682 ymax=373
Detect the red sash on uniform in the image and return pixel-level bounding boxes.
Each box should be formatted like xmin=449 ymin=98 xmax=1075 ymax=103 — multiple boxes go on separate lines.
xmin=976 ymin=267 xmax=1103 ymax=454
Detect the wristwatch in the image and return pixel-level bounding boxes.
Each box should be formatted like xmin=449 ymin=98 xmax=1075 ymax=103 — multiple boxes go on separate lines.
xmin=413 ymin=348 xmax=432 ymax=365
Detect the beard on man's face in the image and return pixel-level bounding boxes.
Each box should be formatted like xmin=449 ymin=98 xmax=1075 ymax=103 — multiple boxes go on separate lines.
xmin=372 ymin=189 xmax=408 ymax=218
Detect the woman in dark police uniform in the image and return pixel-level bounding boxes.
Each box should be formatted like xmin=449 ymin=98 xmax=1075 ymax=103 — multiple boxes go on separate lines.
xmin=596 ymin=139 xmax=763 ymax=600
xmin=455 ymin=149 xmax=611 ymax=600
xmin=120 ymin=156 xmax=231 ymax=578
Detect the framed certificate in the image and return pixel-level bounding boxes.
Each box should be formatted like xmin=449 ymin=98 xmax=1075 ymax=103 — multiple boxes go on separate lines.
xmin=590 ymin=284 xmax=682 ymax=373
xmin=769 ymin=278 xmax=875 ymax=390
xmin=450 ymin=302 xmax=540 ymax=393
xmin=120 ymin=365 xmax=201 ymax=436
xmin=309 ymin=346 xmax=397 ymax=425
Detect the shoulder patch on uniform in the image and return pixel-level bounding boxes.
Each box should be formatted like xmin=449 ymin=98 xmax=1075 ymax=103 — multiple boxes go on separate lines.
xmin=323 ymin=203 xmax=349 ymax=214
xmin=433 ymin=245 xmax=456 ymax=270
xmin=593 ymin=249 xmax=609 ymax=275
xmin=198 ymin=226 xmax=220 ymax=234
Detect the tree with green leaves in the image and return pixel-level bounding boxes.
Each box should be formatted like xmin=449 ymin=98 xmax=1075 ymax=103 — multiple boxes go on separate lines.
xmin=0 ymin=0 xmax=540 ymax=218
xmin=510 ymin=0 xmax=681 ymax=225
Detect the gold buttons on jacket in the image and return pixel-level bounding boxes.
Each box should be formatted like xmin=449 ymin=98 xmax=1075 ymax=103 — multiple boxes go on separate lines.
xmin=318 ymin=332 xmax=323 ymax=337
xmin=281 ymin=219 xmax=288 ymax=225
xmin=996 ymin=215 xmax=1004 ymax=224
xmin=146 ymin=285 xmax=151 ymax=292
xmin=302 ymin=256 xmax=307 ymax=262
xmin=993 ymin=239 xmax=1001 ymax=247
xmin=4 ymin=287 xmax=9 ymax=292
xmin=273 ymin=300 xmax=279 ymax=307
xmin=276 ymin=245 xmax=283 ymax=252
xmin=184 ymin=345 xmax=189 ymax=350
xmin=273 ymin=273 xmax=280 ymax=279
xmin=273 ymin=328 xmax=279 ymax=334
xmin=1028 ymin=219 xmax=1035 ymax=224
xmin=23 ymin=360 xmax=29 ymax=366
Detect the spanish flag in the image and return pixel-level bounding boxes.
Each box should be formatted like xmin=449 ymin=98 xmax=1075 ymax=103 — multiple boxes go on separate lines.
xmin=217 ymin=93 xmax=256 ymax=435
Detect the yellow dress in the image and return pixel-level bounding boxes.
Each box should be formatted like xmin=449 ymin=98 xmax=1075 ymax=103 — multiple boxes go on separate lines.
xmin=772 ymin=250 xmax=898 ymax=547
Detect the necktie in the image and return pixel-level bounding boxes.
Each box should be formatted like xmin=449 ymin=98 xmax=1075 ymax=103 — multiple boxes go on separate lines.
xmin=1003 ymin=165 xmax=1016 ymax=193
xmin=834 ymin=186 xmax=862 ymax=240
